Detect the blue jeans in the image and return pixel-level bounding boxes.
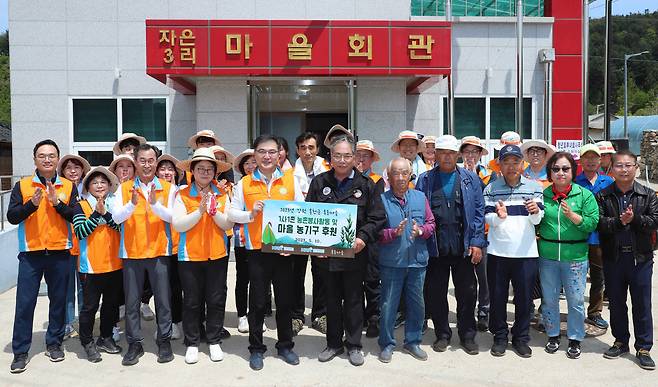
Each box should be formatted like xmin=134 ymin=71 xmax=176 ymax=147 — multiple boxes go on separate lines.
xmin=378 ymin=266 xmax=426 ymax=349
xmin=12 ymin=252 xmax=70 ymax=354
xmin=539 ymin=258 xmax=588 ymax=341
xmin=65 ymin=255 xmax=83 ymax=325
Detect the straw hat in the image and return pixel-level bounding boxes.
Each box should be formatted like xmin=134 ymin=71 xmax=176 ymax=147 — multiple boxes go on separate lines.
xmin=520 ymin=139 xmax=556 ymax=159
xmin=209 ymin=145 xmax=236 ymax=164
xmin=109 ymin=154 xmax=136 ymax=174
xmin=187 ymin=130 xmax=222 ymax=149
xmin=595 ymin=141 xmax=616 ymax=154
xmin=324 ymin=124 xmax=354 ymax=147
xmin=177 ymin=147 xmax=232 ymax=173
xmin=459 ymin=136 xmax=489 ymax=156
xmin=113 ymin=133 xmax=146 ymax=155
xmin=233 ymin=149 xmax=255 ymax=173
xmin=494 ymin=131 xmax=522 ymax=151
xmin=391 ymin=130 xmax=424 ymax=153
xmin=81 ymin=166 xmax=120 ymax=195
xmin=355 ymin=140 xmax=381 ymax=161
xmin=421 ymin=135 xmax=437 ymax=146
xmin=57 ymin=154 xmax=91 ymax=177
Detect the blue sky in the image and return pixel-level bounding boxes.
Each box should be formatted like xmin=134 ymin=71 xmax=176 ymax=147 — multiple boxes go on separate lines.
xmin=0 ymin=0 xmax=656 ymax=32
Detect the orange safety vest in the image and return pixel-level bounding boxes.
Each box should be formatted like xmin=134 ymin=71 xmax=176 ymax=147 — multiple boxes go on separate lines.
xmin=118 ymin=178 xmax=173 ymax=259
xmin=368 ymin=172 xmax=382 ymax=184
xmin=18 ymin=175 xmax=73 ymax=252
xmin=78 ymin=200 xmax=122 ymax=274
xmin=242 ymin=168 xmax=296 ymax=250
xmin=70 ymin=225 xmax=80 ymax=256
xmin=177 ymin=183 xmax=229 ymax=261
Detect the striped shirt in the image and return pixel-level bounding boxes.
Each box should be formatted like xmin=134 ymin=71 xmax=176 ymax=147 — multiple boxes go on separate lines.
xmin=483 ymin=175 xmax=544 ymax=258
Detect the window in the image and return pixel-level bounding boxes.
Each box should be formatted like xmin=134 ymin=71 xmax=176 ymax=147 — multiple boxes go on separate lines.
xmin=73 ymin=99 xmax=117 ymax=142
xmin=442 ymin=97 xmax=486 ymax=138
xmin=490 ymin=98 xmax=532 ymax=140
xmin=411 ymin=0 xmax=544 ymax=17
xmin=77 ymin=151 xmax=114 ymax=167
xmin=122 ymin=99 xmax=167 ymax=141
xmin=71 ymin=97 xmax=168 ymax=163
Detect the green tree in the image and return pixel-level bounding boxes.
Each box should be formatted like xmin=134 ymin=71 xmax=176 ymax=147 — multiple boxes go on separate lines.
xmin=0 ymin=30 xmax=7 ymax=56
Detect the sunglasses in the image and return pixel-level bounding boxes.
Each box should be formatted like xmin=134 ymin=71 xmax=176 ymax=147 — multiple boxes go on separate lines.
xmin=550 ymin=166 xmax=571 ymax=173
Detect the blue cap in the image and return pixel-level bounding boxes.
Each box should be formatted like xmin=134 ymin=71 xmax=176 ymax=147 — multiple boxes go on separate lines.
xmin=498 ymin=144 xmax=523 ymax=161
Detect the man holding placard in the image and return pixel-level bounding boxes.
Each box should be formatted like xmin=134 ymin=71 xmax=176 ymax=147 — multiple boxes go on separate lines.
xmin=228 ymin=134 xmax=305 ymax=371
xmin=305 ymin=135 xmax=386 ymax=367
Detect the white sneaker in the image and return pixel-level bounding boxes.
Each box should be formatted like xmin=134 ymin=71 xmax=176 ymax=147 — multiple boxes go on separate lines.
xmin=238 ymin=316 xmax=249 ymax=333
xmin=185 ymin=346 xmax=199 ymax=364
xmin=112 ymin=325 xmax=122 ymax=342
xmin=209 ymin=344 xmax=224 ymax=362
xmin=172 ymin=322 xmax=182 ymax=340
xmin=119 ymin=305 xmax=125 ymax=321
xmin=140 ymin=303 xmax=155 ymax=321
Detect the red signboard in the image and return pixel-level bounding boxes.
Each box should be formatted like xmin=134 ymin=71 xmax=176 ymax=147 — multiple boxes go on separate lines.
xmin=146 ymin=20 xmax=451 ymax=78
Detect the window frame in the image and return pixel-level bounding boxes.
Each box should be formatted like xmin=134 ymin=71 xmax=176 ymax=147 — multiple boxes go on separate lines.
xmin=68 ymin=96 xmax=169 ymax=161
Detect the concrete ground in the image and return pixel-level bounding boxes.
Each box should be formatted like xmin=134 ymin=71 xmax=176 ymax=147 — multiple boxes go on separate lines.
xmin=0 ymin=260 xmax=656 ymax=387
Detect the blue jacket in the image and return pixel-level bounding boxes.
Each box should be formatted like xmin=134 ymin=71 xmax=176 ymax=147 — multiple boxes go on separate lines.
xmin=380 ymin=189 xmax=429 ymax=268
xmin=416 ymin=166 xmax=487 ymax=258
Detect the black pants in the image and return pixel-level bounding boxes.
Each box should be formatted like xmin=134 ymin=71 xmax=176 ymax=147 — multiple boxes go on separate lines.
xmin=235 ymin=246 xmax=249 ymax=317
xmin=12 ymin=252 xmax=69 ymax=355
xmin=322 ymin=268 xmax=365 ymax=350
xmin=168 ymin=255 xmax=183 ymax=324
xmin=247 ymin=250 xmax=294 ymax=353
xmin=487 ymin=255 xmax=537 ymax=344
xmin=79 ymin=270 xmax=123 ymax=346
xmin=123 ymin=257 xmax=172 ymax=344
xmin=311 ymin=257 xmax=327 ymax=320
xmin=179 ymin=258 xmax=228 ymax=346
xmin=291 ymin=254 xmax=308 ymax=321
xmin=604 ymin=253 xmax=653 ymax=351
xmin=363 ymin=257 xmax=380 ymax=322
xmin=426 ymin=255 xmax=477 ymax=341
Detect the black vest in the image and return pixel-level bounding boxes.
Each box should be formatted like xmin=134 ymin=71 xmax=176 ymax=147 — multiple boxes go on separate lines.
xmin=430 ymin=172 xmax=464 ymax=257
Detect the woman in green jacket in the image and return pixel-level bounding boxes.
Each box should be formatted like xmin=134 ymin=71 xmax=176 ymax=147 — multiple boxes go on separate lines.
xmin=538 ymin=152 xmax=599 ymax=359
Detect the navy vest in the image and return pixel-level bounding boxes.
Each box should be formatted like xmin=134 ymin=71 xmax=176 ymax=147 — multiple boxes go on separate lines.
xmin=430 ymin=172 xmax=464 ymax=257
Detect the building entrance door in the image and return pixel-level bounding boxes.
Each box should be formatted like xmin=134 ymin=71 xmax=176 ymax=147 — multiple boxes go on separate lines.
xmin=249 ymin=80 xmax=355 ymax=159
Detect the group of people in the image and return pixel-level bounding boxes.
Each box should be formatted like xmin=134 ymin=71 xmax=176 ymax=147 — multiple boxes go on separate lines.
xmin=6 ymin=124 xmax=657 ymax=374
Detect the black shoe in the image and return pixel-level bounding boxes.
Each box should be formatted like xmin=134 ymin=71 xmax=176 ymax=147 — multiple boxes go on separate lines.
xmin=603 ymin=342 xmax=630 ymax=359
xmin=432 ymin=337 xmax=449 ymax=352
xmin=512 ymin=341 xmax=532 ymax=358
xmin=566 ymin=340 xmax=581 ymax=359
xmin=585 ymin=314 xmax=609 ymax=329
xmin=636 ymin=349 xmax=656 ymax=370
xmin=10 ymin=353 xmax=29 ymax=374
xmin=365 ymin=318 xmax=379 ymax=338
xmin=122 ymin=343 xmax=144 ymax=366
xmin=83 ymin=342 xmax=102 ymax=363
xmin=490 ymin=341 xmax=507 ymax=357
xmin=277 ymin=348 xmax=300 ymax=365
xmin=45 ymin=344 xmax=65 ymax=362
xmin=545 ymin=336 xmax=560 ymax=354
xmin=96 ymin=337 xmax=122 ymax=354
xmin=249 ymin=352 xmax=264 ymax=371
xmin=477 ymin=315 xmax=488 ymax=332
xmin=460 ymin=339 xmax=479 ymax=355
xmin=219 ymin=328 xmax=231 ymax=340
xmin=157 ymin=341 xmax=174 ymax=363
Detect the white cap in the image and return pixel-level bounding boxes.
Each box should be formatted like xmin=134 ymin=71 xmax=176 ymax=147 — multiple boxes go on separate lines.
xmin=434 ymin=135 xmax=460 ymax=152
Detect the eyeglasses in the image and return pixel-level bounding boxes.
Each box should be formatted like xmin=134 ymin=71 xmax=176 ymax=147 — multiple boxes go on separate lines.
xmin=528 ymin=148 xmax=547 ymax=155
xmin=194 ymin=167 xmax=215 ymax=175
xmin=550 ymin=166 xmax=571 ymax=173
xmin=331 ymin=153 xmax=354 ymax=161
xmin=138 ymin=159 xmax=156 ymax=166
xmin=255 ymin=149 xmax=279 ymax=156
xmin=613 ymin=163 xmax=637 ymax=170
xmin=36 ymin=154 xmax=57 ymax=161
